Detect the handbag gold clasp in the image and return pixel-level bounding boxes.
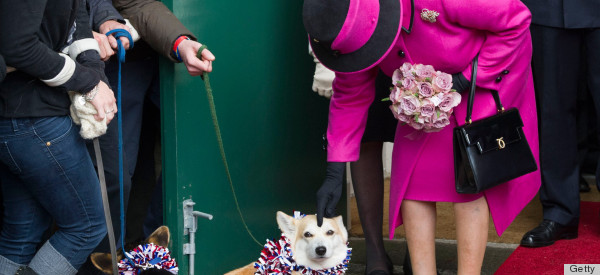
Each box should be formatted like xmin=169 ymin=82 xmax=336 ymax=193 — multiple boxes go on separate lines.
xmin=496 ymin=137 xmax=506 ymax=149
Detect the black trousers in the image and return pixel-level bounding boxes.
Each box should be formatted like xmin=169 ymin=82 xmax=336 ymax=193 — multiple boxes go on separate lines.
xmin=531 ymin=24 xmax=600 ymax=225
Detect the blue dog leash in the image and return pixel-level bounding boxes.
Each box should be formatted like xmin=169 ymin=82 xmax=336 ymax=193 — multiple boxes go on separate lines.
xmin=106 ymin=29 xmax=135 ymax=270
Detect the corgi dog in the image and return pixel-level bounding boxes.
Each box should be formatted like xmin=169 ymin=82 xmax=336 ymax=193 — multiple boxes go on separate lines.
xmin=91 ymin=226 xmax=177 ymax=275
xmin=226 ymin=211 xmax=351 ymax=275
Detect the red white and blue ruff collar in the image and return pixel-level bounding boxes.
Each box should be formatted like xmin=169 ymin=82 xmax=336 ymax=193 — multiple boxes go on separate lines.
xmin=253 ymin=213 xmax=352 ymax=275
xmin=118 ymin=243 xmax=178 ymax=275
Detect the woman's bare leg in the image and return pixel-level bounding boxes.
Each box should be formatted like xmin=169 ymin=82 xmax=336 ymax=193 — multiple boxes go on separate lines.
xmin=454 ymin=196 xmax=489 ymax=275
xmin=401 ymin=200 xmax=437 ymax=275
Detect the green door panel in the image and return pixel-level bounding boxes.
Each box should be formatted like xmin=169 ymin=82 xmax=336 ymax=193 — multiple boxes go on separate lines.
xmin=159 ymin=1 xmax=344 ymax=274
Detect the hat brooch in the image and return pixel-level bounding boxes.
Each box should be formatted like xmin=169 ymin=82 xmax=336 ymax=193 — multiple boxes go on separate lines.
xmin=420 ymin=8 xmax=439 ymax=23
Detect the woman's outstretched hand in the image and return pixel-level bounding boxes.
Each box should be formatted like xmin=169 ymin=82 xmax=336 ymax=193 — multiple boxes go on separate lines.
xmin=316 ymin=162 xmax=346 ymax=227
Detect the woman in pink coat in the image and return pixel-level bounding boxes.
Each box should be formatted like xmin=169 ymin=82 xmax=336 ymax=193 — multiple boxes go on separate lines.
xmin=305 ymin=0 xmax=541 ymax=274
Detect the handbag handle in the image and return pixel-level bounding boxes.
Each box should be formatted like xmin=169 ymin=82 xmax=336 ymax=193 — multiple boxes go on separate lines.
xmin=464 ymin=55 xmax=505 ymax=124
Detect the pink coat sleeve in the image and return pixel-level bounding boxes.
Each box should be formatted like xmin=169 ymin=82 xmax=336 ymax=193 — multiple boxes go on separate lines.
xmin=327 ymin=68 xmax=379 ymax=162
xmin=442 ymin=0 xmax=532 ymax=92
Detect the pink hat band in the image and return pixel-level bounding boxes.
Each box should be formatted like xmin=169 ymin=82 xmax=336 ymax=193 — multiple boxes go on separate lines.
xmin=331 ymin=0 xmax=380 ymax=54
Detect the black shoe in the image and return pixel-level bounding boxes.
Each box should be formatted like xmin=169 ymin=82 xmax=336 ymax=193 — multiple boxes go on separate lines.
xmin=14 ymin=266 xmax=38 ymax=275
xmin=365 ymin=253 xmax=393 ymax=275
xmin=520 ymin=219 xmax=578 ymax=247
xmin=580 ymin=175 xmax=591 ymax=192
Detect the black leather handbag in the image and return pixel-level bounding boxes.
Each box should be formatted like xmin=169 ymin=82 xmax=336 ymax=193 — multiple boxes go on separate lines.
xmin=453 ymin=56 xmax=538 ymax=194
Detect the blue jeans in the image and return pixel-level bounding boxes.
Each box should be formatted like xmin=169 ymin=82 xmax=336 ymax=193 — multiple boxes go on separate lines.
xmin=0 ymin=116 xmax=106 ymax=274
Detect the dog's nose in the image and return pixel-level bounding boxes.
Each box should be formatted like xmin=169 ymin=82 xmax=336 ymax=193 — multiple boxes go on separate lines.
xmin=315 ymin=246 xmax=327 ymax=256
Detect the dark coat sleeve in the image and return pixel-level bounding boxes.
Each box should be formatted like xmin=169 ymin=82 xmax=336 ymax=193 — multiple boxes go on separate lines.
xmin=112 ymin=0 xmax=197 ymax=61
xmin=0 ymin=0 xmax=103 ymax=94
xmin=0 ymin=0 xmax=70 ymax=80
xmin=88 ymin=0 xmax=125 ymax=31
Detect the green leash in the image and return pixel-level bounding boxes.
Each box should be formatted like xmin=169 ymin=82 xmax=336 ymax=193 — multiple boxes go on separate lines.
xmin=197 ymin=45 xmax=261 ymax=247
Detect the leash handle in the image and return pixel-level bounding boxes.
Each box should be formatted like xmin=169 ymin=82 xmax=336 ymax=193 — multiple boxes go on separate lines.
xmin=106 ymin=29 xmax=134 ymax=63
xmin=196 ymin=45 xmax=261 ymax=247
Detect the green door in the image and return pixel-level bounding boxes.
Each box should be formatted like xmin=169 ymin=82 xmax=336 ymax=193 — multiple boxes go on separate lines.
xmin=159 ymin=1 xmax=342 ymax=274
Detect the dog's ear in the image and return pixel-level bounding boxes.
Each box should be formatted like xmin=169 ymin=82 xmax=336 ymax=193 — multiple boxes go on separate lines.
xmin=146 ymin=226 xmax=170 ymax=247
xmin=90 ymin=252 xmax=117 ymax=274
xmin=276 ymin=211 xmax=297 ymax=240
xmin=333 ymin=215 xmax=348 ymax=243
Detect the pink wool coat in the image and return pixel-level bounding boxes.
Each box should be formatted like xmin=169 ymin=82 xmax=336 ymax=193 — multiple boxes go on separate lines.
xmin=327 ymin=0 xmax=541 ymax=238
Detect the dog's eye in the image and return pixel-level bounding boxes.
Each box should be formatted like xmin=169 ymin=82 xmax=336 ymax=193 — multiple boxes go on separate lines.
xmin=326 ymin=230 xmax=334 ymax=235
xmin=304 ymin=232 xmax=313 ymax=238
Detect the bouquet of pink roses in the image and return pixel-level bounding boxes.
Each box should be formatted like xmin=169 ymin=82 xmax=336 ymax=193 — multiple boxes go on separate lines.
xmin=388 ymin=62 xmax=462 ymax=132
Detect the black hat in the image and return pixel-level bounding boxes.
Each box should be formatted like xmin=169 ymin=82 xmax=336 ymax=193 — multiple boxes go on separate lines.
xmin=303 ymin=0 xmax=403 ymax=73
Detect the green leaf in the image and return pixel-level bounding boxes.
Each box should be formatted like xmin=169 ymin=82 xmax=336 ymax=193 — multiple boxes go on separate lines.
xmin=414 ymin=113 xmax=420 ymax=122
xmin=381 ymin=97 xmax=391 ymax=102
xmin=425 ymin=77 xmax=431 ymax=82
xmin=436 ymin=110 xmax=440 ymax=118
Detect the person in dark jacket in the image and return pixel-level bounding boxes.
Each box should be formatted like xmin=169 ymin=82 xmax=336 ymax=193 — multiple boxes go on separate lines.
xmin=0 ymin=0 xmax=117 ymax=274
xmin=0 ymin=55 xmax=4 ymax=236
xmin=87 ymin=0 xmax=214 ymax=245
xmin=520 ymin=0 xmax=600 ymax=247
xmin=70 ymin=4 xmax=134 ymax=275
xmin=0 ymin=55 xmax=6 ymax=84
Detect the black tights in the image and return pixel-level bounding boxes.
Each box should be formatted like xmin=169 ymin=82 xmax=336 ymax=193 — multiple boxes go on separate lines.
xmin=351 ymin=141 xmax=390 ymax=273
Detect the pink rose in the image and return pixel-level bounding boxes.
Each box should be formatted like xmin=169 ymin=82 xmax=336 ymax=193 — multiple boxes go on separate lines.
xmin=417 ymin=82 xmax=435 ymax=97
xmin=438 ymin=92 xmax=462 ymax=112
xmin=415 ymin=64 xmax=435 ymax=79
xmin=390 ymin=87 xmax=403 ymax=104
xmin=389 ymin=105 xmax=400 ymax=118
xmin=433 ymin=112 xmax=450 ymax=129
xmin=391 ymin=102 xmax=405 ymax=116
xmin=433 ymin=72 xmax=453 ymax=92
xmin=401 ymin=95 xmax=421 ymax=115
xmin=420 ymin=99 xmax=435 ymax=117
xmin=402 ymin=77 xmax=417 ymax=91
xmin=400 ymin=63 xmax=413 ymax=78
xmin=398 ymin=114 xmax=412 ymax=124
xmin=390 ymin=105 xmax=411 ymax=123
xmin=392 ymin=69 xmax=403 ymax=86
xmin=423 ymin=120 xmax=440 ymax=132
xmin=409 ymin=121 xmax=424 ymax=130
xmin=429 ymin=93 xmax=443 ymax=106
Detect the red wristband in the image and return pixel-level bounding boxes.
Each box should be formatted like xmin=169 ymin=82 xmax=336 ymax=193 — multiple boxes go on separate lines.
xmin=172 ymin=35 xmax=190 ymax=53
xmin=172 ymin=35 xmax=190 ymax=61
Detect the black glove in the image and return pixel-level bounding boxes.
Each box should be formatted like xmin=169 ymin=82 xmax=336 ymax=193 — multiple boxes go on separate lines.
xmin=452 ymin=72 xmax=471 ymax=93
xmin=316 ymin=162 xmax=345 ymax=227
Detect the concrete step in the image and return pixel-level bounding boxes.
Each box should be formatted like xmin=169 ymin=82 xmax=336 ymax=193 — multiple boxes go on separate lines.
xmin=346 ymin=237 xmax=517 ymax=275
